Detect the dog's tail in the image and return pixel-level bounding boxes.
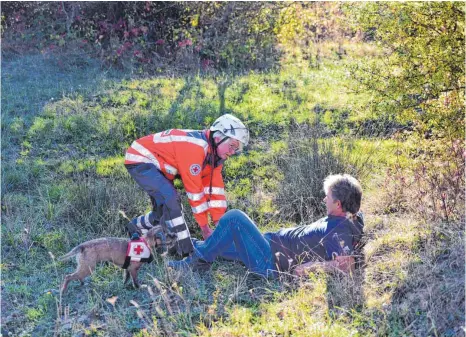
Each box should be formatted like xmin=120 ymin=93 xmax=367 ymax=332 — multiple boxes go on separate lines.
xmin=58 ymin=246 xmax=83 ymax=261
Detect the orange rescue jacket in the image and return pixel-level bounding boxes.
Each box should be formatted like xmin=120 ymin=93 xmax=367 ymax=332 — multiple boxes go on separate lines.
xmin=124 ymin=129 xmax=227 ymax=227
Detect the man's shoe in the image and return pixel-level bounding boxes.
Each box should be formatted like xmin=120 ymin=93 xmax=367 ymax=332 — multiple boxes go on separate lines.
xmin=168 ymin=248 xmax=210 ymax=271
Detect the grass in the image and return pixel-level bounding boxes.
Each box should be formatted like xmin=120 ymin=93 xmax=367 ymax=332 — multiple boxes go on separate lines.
xmin=1 ymin=44 xmax=464 ymax=337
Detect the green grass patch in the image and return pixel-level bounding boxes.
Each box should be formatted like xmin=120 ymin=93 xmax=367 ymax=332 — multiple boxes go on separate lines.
xmin=1 ymin=44 xmax=463 ymax=337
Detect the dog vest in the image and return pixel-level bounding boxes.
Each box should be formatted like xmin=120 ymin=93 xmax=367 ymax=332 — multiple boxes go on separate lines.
xmin=122 ymin=238 xmax=153 ymax=269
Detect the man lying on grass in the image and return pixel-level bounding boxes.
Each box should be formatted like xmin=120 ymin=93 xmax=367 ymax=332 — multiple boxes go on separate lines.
xmin=168 ymin=174 xmax=364 ymax=277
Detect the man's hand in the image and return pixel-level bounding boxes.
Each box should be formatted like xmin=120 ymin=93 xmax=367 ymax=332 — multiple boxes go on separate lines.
xmin=293 ymin=256 xmax=355 ymax=277
xmin=200 ymin=226 xmax=213 ymax=239
xmin=293 ymin=262 xmax=321 ymax=276
xmin=293 ymin=265 xmax=305 ymax=277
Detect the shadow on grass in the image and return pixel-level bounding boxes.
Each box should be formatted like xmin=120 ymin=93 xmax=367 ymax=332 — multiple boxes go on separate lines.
xmin=385 ymin=226 xmax=465 ymax=337
xmin=1 ymin=52 xmax=132 ymax=160
xmin=1 ymin=52 xmax=130 ymax=122
xmin=165 ymin=75 xmax=217 ymax=129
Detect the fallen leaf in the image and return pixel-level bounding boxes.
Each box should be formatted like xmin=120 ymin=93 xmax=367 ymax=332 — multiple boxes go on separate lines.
xmin=106 ymin=296 xmax=118 ymax=306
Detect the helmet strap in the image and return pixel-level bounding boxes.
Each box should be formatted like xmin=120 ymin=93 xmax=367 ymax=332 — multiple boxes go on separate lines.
xmin=209 ymin=131 xmax=217 ymax=152
xmin=215 ymin=135 xmax=230 ymax=147
xmin=207 ymin=131 xmax=219 ymax=162
xmin=207 ymin=131 xmax=224 ymax=201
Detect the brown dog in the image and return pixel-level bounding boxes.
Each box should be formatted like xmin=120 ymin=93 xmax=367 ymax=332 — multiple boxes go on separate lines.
xmin=59 ymin=225 xmax=172 ymax=294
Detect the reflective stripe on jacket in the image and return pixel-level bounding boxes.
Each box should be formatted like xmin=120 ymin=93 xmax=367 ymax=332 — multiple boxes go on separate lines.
xmin=124 ymin=129 xmax=227 ymax=226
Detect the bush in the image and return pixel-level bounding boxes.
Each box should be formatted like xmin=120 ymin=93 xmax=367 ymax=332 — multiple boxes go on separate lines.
xmin=273 ymin=123 xmax=368 ymax=224
xmin=2 ymin=2 xmax=282 ymax=74
xmin=346 ymin=2 xmax=464 ymax=142
xmin=380 ymin=137 xmax=465 ymax=224
xmin=62 ymin=174 xmax=148 ymax=236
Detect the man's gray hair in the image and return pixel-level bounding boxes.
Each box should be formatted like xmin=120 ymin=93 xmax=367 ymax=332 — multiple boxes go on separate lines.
xmin=323 ymin=174 xmax=362 ymax=214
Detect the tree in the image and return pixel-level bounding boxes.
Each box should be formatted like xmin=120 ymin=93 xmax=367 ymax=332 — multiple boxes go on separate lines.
xmin=347 ymin=2 xmax=464 ymax=139
xmin=276 ymin=2 xmax=353 ymax=68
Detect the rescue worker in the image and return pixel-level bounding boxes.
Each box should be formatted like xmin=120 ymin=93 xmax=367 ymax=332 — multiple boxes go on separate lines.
xmin=124 ymin=114 xmax=249 ymax=257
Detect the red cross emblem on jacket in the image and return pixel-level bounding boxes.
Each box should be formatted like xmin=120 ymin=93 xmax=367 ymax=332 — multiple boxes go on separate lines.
xmin=190 ymin=164 xmax=201 ymax=175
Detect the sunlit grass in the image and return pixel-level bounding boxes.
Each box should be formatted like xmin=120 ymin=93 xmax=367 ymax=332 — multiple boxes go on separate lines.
xmin=198 ymin=276 xmax=358 ymax=337
xmin=2 ymin=44 xmax=463 ymax=336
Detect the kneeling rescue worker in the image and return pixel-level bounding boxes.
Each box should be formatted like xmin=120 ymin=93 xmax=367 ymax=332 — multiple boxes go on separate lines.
xmin=124 ymin=114 xmax=249 ymax=257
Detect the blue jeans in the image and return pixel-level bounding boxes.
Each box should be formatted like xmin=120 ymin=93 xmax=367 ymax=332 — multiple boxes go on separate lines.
xmin=194 ymin=209 xmax=275 ymax=277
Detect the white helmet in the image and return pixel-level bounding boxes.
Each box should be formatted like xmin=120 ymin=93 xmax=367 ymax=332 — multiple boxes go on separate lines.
xmin=210 ymin=114 xmax=249 ymax=147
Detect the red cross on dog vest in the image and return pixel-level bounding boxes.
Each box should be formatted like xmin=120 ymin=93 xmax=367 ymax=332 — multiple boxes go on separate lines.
xmin=133 ymin=244 xmax=145 ymax=255
xmin=122 ymin=238 xmax=153 ymax=269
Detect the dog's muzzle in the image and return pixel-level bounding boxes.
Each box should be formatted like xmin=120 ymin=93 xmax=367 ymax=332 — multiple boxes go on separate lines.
xmin=154 ymin=228 xmax=177 ymax=254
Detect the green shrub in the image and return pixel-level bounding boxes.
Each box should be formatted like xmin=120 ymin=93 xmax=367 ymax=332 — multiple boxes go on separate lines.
xmin=36 ymin=231 xmax=67 ymax=252
xmin=27 ymin=117 xmax=54 ymax=140
xmin=63 ymin=176 xmax=147 ymax=236
xmin=380 ymin=137 xmax=465 ymax=223
xmin=26 ymin=307 xmax=44 ymax=321
xmin=273 ymin=123 xmax=368 ymax=224
xmin=96 ymin=156 xmax=126 ymax=177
